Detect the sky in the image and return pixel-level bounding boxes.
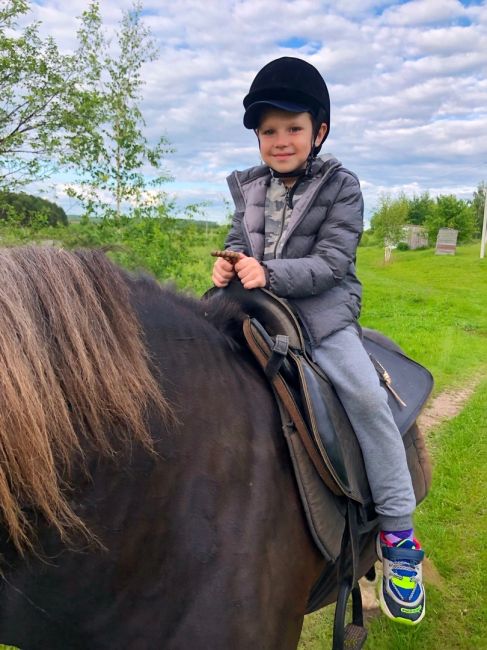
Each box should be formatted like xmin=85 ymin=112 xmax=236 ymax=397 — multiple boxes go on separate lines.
xmin=27 ymin=0 xmax=487 ymax=223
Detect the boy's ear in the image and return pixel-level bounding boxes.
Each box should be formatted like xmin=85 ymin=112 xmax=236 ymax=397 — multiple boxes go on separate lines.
xmin=315 ymin=123 xmax=328 ymax=145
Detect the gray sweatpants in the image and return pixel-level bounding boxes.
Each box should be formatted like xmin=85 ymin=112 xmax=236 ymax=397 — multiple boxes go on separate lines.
xmin=313 ymin=325 xmax=416 ymax=531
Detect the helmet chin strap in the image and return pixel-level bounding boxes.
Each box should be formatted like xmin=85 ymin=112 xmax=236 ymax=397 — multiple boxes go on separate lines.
xmin=270 ymin=152 xmax=314 ymax=179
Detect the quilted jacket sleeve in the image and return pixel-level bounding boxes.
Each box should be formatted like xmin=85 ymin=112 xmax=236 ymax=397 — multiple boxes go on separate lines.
xmin=263 ymin=171 xmax=364 ymax=299
xmin=224 ymin=210 xmax=249 ymax=254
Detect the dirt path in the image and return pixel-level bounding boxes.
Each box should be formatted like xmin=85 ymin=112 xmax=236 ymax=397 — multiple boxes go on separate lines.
xmin=361 ymin=375 xmax=485 ymax=615
xmin=417 ymin=375 xmax=484 ymax=434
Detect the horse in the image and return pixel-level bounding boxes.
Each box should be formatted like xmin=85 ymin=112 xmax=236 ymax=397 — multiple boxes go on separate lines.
xmin=0 ymin=246 xmax=424 ymax=650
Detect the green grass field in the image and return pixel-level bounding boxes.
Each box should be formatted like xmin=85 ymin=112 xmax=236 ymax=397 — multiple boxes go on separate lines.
xmin=299 ymin=243 xmax=487 ymax=649
xmin=357 ymin=243 xmax=487 ymax=393
xmin=300 ymin=378 xmax=487 ymax=649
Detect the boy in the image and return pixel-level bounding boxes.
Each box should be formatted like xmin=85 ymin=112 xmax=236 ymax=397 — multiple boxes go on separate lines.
xmin=212 ymin=56 xmax=425 ymax=626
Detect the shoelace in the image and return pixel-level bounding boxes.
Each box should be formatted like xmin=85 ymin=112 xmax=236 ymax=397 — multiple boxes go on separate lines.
xmin=390 ymin=560 xmax=420 ymax=585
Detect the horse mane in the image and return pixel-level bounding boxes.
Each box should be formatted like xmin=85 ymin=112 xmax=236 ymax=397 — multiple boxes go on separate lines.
xmin=0 ymin=246 xmax=170 ymax=555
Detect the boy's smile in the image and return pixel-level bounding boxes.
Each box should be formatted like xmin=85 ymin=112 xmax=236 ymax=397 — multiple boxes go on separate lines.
xmin=257 ymin=109 xmax=327 ymax=180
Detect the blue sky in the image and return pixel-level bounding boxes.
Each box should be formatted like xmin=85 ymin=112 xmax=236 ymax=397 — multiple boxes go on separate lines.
xmin=28 ymin=0 xmax=487 ymax=224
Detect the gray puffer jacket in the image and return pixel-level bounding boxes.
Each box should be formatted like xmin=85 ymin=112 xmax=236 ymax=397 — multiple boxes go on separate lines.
xmin=225 ymin=155 xmax=364 ymax=346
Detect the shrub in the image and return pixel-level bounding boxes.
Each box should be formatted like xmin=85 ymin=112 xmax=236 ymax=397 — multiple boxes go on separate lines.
xmin=359 ymin=230 xmax=375 ymax=247
xmin=370 ymin=193 xmax=409 ymax=246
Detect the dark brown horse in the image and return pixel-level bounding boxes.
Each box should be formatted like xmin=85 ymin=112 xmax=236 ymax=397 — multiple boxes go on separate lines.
xmin=0 ymin=246 xmax=328 ymax=650
xmin=0 ymin=246 xmax=427 ymax=650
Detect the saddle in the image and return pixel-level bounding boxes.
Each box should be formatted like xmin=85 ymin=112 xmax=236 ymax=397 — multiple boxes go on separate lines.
xmin=204 ymin=282 xmax=433 ymax=649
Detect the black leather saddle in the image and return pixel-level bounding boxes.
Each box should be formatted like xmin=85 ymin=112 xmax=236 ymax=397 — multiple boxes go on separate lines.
xmin=205 ymin=282 xmax=433 ymax=561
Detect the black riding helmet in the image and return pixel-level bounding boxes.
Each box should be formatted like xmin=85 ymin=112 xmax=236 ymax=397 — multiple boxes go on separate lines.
xmin=243 ymin=57 xmax=330 ymax=160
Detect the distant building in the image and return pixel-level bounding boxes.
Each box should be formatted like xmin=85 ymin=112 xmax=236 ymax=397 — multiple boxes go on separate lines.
xmin=401 ymin=224 xmax=429 ymax=249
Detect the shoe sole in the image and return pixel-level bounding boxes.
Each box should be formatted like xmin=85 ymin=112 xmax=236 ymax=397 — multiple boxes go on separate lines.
xmin=378 ymin=584 xmax=426 ymax=626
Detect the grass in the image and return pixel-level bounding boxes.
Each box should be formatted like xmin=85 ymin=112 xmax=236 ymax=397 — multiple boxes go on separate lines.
xmin=357 ymin=243 xmax=487 ymax=393
xmin=299 ymin=243 xmax=487 ymax=649
xmin=299 ymin=378 xmax=487 ymax=649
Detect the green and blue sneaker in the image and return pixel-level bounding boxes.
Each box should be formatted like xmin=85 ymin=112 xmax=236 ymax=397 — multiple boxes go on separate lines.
xmin=376 ymin=533 xmax=426 ymax=625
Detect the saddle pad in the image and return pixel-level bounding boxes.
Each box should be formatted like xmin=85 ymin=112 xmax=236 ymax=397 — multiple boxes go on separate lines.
xmin=362 ymin=332 xmax=434 ymax=436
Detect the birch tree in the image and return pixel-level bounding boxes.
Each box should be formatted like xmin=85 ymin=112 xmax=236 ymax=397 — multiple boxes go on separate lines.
xmin=370 ymin=192 xmax=409 ymax=261
xmin=0 ymin=0 xmax=78 ymax=189
xmin=65 ymin=1 xmax=172 ymax=219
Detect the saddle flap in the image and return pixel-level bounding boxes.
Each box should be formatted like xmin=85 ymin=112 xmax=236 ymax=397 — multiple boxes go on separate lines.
xmin=244 ymin=317 xmax=371 ymax=505
xmin=243 ymin=317 xmax=343 ymax=496
xmin=291 ymin=351 xmax=371 ymax=505
xmin=362 ymin=331 xmax=434 ymax=436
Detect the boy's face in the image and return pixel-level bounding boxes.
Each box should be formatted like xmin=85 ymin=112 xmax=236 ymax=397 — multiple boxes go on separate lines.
xmin=257 ymin=109 xmax=328 ymax=174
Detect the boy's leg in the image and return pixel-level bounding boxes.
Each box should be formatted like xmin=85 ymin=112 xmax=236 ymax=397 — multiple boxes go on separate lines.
xmin=313 ymin=325 xmax=425 ymax=625
xmin=313 ymin=325 xmax=415 ymax=529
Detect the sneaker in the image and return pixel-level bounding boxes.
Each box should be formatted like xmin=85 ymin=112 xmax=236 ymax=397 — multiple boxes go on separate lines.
xmin=376 ymin=534 xmax=426 ymax=625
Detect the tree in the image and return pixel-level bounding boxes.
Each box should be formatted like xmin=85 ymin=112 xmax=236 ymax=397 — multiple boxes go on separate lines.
xmin=424 ymin=194 xmax=476 ymax=244
xmin=0 ymin=0 xmax=79 ymax=189
xmin=0 ymin=191 xmax=68 ymax=225
xmin=471 ymin=181 xmax=486 ymax=238
xmin=64 ymin=1 xmax=172 ymax=219
xmin=407 ymin=192 xmax=436 ymax=226
xmin=370 ymin=193 xmax=409 ymax=247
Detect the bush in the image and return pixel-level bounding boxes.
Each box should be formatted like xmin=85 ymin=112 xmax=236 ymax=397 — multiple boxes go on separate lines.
xmin=396 ymin=242 xmax=410 ymax=251
xmin=359 ymin=230 xmax=375 ymax=247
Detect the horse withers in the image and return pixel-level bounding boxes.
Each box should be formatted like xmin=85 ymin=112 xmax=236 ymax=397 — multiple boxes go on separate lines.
xmin=0 ymin=246 xmax=429 ymax=650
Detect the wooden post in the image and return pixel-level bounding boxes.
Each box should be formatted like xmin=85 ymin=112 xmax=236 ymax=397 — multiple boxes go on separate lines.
xmin=481 ymin=194 xmax=487 ymax=259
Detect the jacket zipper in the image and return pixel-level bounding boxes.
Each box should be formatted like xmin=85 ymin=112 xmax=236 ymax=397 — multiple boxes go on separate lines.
xmin=273 ymin=187 xmax=290 ymax=259
xmin=278 ymin=167 xmax=338 ymax=250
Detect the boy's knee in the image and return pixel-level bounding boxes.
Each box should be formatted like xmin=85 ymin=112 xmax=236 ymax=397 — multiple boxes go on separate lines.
xmin=344 ymin=382 xmax=388 ymax=414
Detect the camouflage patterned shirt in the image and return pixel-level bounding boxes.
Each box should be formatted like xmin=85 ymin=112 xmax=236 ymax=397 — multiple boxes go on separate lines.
xmin=263 ymin=176 xmax=310 ymax=260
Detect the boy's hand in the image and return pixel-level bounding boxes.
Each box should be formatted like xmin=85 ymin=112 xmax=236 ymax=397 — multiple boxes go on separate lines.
xmin=212 ymin=256 xmax=237 ymax=287
xmin=234 ymin=255 xmax=267 ymax=290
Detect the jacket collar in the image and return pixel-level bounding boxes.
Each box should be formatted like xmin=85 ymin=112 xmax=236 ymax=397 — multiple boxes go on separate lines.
xmin=229 ymin=155 xmax=340 ymax=186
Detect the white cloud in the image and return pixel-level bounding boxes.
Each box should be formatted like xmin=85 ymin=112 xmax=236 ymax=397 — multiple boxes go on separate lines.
xmin=381 ymin=0 xmax=467 ymax=26
xmin=17 ymin=0 xmax=487 ymax=223
xmin=409 ymin=25 xmax=478 ymax=55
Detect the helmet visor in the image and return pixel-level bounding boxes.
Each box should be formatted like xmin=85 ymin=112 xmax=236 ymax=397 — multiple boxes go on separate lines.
xmin=243 ymin=100 xmax=311 ymax=129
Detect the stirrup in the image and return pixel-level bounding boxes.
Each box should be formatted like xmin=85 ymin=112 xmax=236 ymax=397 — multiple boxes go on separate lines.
xmin=332 ymin=580 xmax=368 ymax=650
